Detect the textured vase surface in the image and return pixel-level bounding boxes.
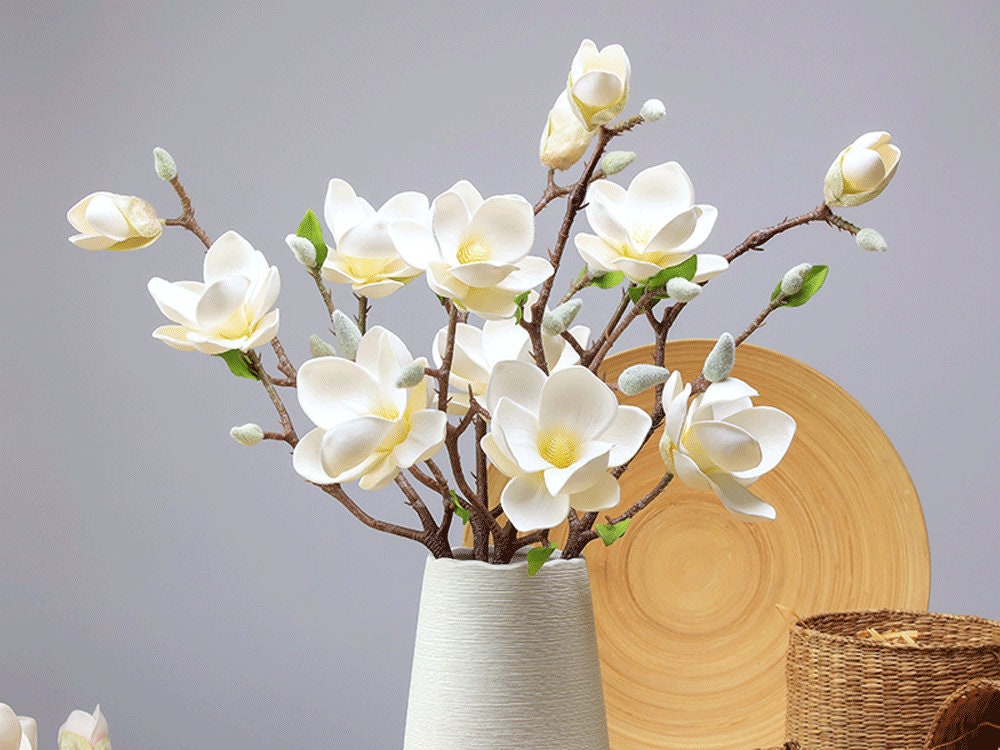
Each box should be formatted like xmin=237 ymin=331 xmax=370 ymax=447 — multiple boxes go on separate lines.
xmin=403 ymin=550 xmax=610 ymax=750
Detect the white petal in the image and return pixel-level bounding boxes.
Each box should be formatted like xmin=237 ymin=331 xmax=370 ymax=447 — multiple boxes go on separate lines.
xmin=500 ymin=474 xmax=570 ymax=532
xmin=672 ymin=449 xmax=713 ymax=491
xmin=243 ymin=309 xmax=281 ymax=350
xmin=466 ymin=195 xmax=534 ymax=263
xmin=572 ymin=70 xmax=625 ymax=108
xmin=67 ymin=192 xmax=106 ymax=232
xmin=487 ymin=359 xmax=546 ymax=414
xmin=320 ymin=416 xmax=394 ymax=479
xmin=673 ymin=205 xmax=718 ymax=253
xmin=611 ymin=256 xmax=666 ymax=283
xmin=147 ymin=278 xmax=202 ymax=326
xmin=481 ymin=319 xmax=531 ymax=367
xmin=692 ymin=253 xmax=729 ymax=283
xmin=432 ymin=190 xmax=472 ymax=259
xmin=324 ymin=179 xmax=374 ymax=244
xmin=707 ymin=473 xmax=776 ymax=520
xmin=460 ymin=286 xmax=520 ymax=320
xmin=377 ymin=191 xmax=429 ymax=223
xmin=498 ymin=255 xmax=554 ymax=291
xmin=481 ymin=432 xmax=523 ymax=478
xmin=626 ymin=162 xmax=695 ymax=229
xmin=543 ymin=441 xmax=611 ymax=496
xmin=68 ymin=233 xmax=115 ymax=251
xmin=444 ymin=180 xmax=485 ymax=213
xmin=338 ymin=219 xmax=399 ymax=259
xmin=725 ymin=407 xmax=795 ymax=478
xmin=83 ymin=194 xmax=131 ymax=240
xmin=601 ymin=405 xmax=653 ymax=466
xmin=643 ymin=207 xmax=700 ymax=252
xmin=353 ymin=279 xmax=406 ymax=298
xmin=203 ymin=231 xmax=261 ymax=283
xmin=687 ymin=421 xmax=763 ymax=474
xmin=393 ymin=409 xmax=447 ymax=468
xmin=569 ymin=471 xmax=620 ymax=512
xmin=151 ymin=325 xmax=196 ymax=351
xmin=358 ymin=455 xmax=401 ymax=490
xmin=695 ymin=378 xmax=759 ymax=420
xmin=492 ymin=398 xmax=548 ymax=472
xmin=575 ymin=233 xmax=619 ymax=273
xmin=293 ymin=428 xmax=338 ymax=484
xmin=448 ymin=260 xmax=518 ymax=287
xmin=585 ymin=182 xmax=630 ymax=244
xmin=389 ymin=220 xmax=440 ymax=270
xmin=538 ymin=366 xmax=618 ymax=438
xmin=195 ymin=276 xmax=249 ymax=329
xmin=664 ymin=379 xmax=691 ymax=447
xmin=297 ymin=357 xmax=379 ymax=427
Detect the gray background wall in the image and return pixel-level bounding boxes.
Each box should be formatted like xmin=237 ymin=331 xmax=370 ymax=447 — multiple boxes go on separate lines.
xmin=2 ymin=1 xmax=997 ymax=748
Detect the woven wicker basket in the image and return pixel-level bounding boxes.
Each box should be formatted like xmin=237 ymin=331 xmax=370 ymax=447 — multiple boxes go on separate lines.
xmin=785 ymin=610 xmax=1000 ymax=750
xmin=923 ymin=678 xmax=1000 ymax=750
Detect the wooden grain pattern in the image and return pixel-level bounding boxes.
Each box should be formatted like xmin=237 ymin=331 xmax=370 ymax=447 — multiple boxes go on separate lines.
xmin=467 ymin=341 xmax=930 ymax=749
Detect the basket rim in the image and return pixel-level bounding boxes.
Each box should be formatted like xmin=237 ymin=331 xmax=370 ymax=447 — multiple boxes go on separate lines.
xmin=791 ymin=608 xmax=1000 ymax=651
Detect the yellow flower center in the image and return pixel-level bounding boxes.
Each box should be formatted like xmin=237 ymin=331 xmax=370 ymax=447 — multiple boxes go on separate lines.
xmin=538 ymin=428 xmax=579 ymax=469
xmin=456 ymin=234 xmax=491 ymax=264
xmin=373 ymin=403 xmax=400 ymax=421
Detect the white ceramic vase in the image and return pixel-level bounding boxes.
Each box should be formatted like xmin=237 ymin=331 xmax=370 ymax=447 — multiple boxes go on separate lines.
xmin=403 ymin=549 xmax=610 ymax=750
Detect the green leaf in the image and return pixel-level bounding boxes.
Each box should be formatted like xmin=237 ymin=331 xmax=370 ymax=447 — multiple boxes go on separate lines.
xmin=595 ymin=519 xmax=631 ymax=547
xmin=773 ymin=264 xmax=829 ymax=307
xmin=627 ymin=285 xmax=645 ymax=304
xmin=513 ymin=290 xmax=531 ymax=324
xmin=450 ymin=491 xmax=470 ymax=525
xmin=296 ymin=209 xmax=329 ymax=267
xmin=588 ymin=270 xmax=625 ymax=289
xmin=216 ymin=349 xmax=259 ymax=380
xmin=644 ymin=255 xmax=698 ymax=290
xmin=526 ymin=543 xmax=557 ymax=576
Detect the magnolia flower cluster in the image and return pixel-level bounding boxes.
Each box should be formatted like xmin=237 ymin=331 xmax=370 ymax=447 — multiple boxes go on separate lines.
xmin=0 ymin=705 xmax=109 ymax=750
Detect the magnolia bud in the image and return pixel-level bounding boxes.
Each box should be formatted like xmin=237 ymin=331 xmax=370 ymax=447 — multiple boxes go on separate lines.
xmin=540 ymin=91 xmax=595 ymax=171
xmin=152 ymin=147 xmax=177 ymax=181
xmin=541 ymin=299 xmax=583 ymax=337
xmin=395 ymin=360 xmax=427 ymax=389
xmin=640 ymin=98 xmax=666 ymax=122
xmin=332 ymin=310 xmax=362 ymax=361
xmin=665 ymin=277 xmax=701 ymax=302
xmin=230 ymin=423 xmax=264 ymax=446
xmin=780 ymin=263 xmax=813 ymax=297
xmin=600 ymin=150 xmax=636 ymax=176
xmin=309 ymin=334 xmax=337 ymax=358
xmin=618 ymin=364 xmax=671 ymax=396
xmin=703 ymin=333 xmax=735 ymax=383
xmin=855 ymin=228 xmax=888 ymax=253
xmin=285 ymin=234 xmax=318 ymax=268
xmin=824 ymin=131 xmax=900 ymax=207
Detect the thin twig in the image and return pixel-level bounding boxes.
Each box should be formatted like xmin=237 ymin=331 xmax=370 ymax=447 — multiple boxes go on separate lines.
xmin=246 ymin=350 xmax=298 ymax=446
xmin=163 ymin=176 xmax=212 ymax=249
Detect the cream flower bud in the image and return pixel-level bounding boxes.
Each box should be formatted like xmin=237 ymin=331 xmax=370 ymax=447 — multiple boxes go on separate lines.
xmin=567 ymin=39 xmax=631 ymax=130
xmin=152 ymin=147 xmax=177 ymax=181
xmin=230 ymin=423 xmax=264 ymax=446
xmin=67 ymin=192 xmax=163 ymax=251
xmin=541 ymin=299 xmax=583 ymax=337
xmin=309 ymin=334 xmax=337 ymax=358
xmin=0 ymin=705 xmax=23 ymax=750
xmin=824 ymin=131 xmax=901 ymax=207
xmin=332 ymin=309 xmax=361 ymax=360
xmin=703 ymin=333 xmax=735 ymax=383
xmin=395 ymin=360 xmax=428 ymax=389
xmin=58 ymin=706 xmax=109 ymax=750
xmin=780 ymin=263 xmax=813 ymax=297
xmin=618 ymin=364 xmax=672 ymax=396
xmin=600 ymin=150 xmax=636 ymax=175
xmin=856 ymin=228 xmax=888 ymax=253
xmin=285 ymin=234 xmax=318 ymax=268
xmin=540 ymin=91 xmax=595 ymax=171
xmin=666 ymin=277 xmax=701 ymax=302
xmin=640 ymin=98 xmax=666 ymax=122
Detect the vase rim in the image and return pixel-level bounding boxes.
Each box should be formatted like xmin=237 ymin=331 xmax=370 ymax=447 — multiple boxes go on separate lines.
xmin=428 ymin=546 xmax=587 ymax=570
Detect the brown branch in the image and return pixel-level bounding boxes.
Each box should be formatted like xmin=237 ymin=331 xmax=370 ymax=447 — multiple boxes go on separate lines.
xmin=394 ymin=473 xmax=439 ymax=534
xmin=318 ymin=483 xmax=425 ymax=542
xmin=246 ymin=350 xmax=298 ymax=446
xmin=270 ymin=338 xmax=296 ymax=381
xmin=163 ymin=175 xmax=212 ymax=250
xmin=355 ymin=293 xmax=370 ymax=334
xmin=725 ymin=204 xmax=833 ymax=263
xmin=560 ymin=329 xmax=587 ymax=359
xmin=436 ymin=304 xmax=459 ymax=412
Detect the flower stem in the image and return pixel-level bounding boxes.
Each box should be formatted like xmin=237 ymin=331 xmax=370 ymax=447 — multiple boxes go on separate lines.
xmin=163 ymin=176 xmax=212 ymax=250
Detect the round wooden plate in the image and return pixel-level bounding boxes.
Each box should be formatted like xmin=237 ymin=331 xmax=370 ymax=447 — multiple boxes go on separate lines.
xmin=468 ymin=340 xmax=930 ymax=749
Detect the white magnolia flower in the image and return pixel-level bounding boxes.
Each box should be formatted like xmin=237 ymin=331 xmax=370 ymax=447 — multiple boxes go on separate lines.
xmin=481 ymin=361 xmax=651 ymax=531
xmin=148 ymin=230 xmax=280 ymax=354
xmin=58 ymin=706 xmax=110 ymax=750
xmin=67 ymin=192 xmax=162 ymax=251
xmin=391 ymin=181 xmax=553 ymax=319
xmin=293 ymin=327 xmax=447 ymax=490
xmin=658 ymin=373 xmax=795 ymax=520
xmin=566 ymin=39 xmax=631 ymax=130
xmin=824 ymin=131 xmax=901 ymax=207
xmin=574 ymin=162 xmax=727 ymax=284
xmin=319 ymin=179 xmax=426 ymax=298
xmin=540 ymin=91 xmax=595 ymax=171
xmin=433 ymin=310 xmax=590 ymax=414
xmin=0 ymin=704 xmax=36 ymax=750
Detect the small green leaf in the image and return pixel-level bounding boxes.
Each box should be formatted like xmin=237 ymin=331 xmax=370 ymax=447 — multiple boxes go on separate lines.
xmin=450 ymin=491 xmax=470 ymax=525
xmin=296 ymin=209 xmax=329 ymax=267
xmin=773 ymin=265 xmax=829 ymax=307
xmin=627 ymin=285 xmax=645 ymax=304
xmin=588 ymin=270 xmax=625 ymax=289
xmin=644 ymin=255 xmax=698 ymax=290
xmin=595 ymin=519 xmax=631 ymax=547
xmin=513 ymin=290 xmax=531 ymax=324
xmin=526 ymin=543 xmax=557 ymax=576
xmin=216 ymin=349 xmax=259 ymax=380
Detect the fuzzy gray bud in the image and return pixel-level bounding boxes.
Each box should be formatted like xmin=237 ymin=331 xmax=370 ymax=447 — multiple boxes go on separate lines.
xmin=541 ymin=299 xmax=583 ymax=337
xmin=332 ymin=310 xmax=362 ymax=361
xmin=780 ymin=263 xmax=813 ymax=297
xmin=666 ymin=277 xmax=701 ymax=302
xmin=153 ymin=147 xmax=177 ymax=181
xmin=230 ymin=423 xmax=264 ymax=446
xmin=617 ymin=364 xmax=672 ymax=396
xmin=286 ymin=234 xmax=318 ymax=268
xmin=600 ymin=151 xmax=636 ymax=176
xmin=640 ymin=98 xmax=666 ymax=122
xmin=702 ymin=333 xmax=735 ymax=383
xmin=395 ymin=360 xmax=427 ymax=389
xmin=855 ymin=227 xmax=888 ymax=253
xmin=309 ymin=334 xmax=337 ymax=358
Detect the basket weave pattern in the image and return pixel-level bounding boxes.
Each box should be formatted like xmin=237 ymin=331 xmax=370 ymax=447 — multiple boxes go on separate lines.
xmin=786 ymin=610 xmax=1000 ymax=750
